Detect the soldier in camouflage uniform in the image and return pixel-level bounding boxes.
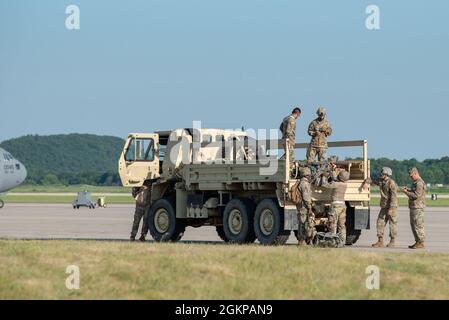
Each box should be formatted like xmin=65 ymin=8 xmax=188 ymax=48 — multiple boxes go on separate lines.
xmin=321 ymin=170 xmax=350 ymax=247
xmin=130 ymin=185 xmax=152 ymax=242
xmin=372 ymin=167 xmax=398 ymax=248
xmin=307 ymin=107 xmax=332 ymax=163
xmin=280 ymin=107 xmax=301 ymax=167
xmin=296 ymin=167 xmax=315 ymax=246
xmin=402 ymin=167 xmax=427 ymax=249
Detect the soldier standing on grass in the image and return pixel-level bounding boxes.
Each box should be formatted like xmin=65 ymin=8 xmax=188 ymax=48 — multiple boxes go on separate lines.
xmin=130 ymin=185 xmax=151 ymax=242
xmin=372 ymin=167 xmax=398 ymax=248
xmin=402 ymin=167 xmax=427 ymax=249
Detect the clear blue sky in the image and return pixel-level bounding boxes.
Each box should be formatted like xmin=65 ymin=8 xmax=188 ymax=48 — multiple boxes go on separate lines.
xmin=1 ymin=0 xmax=448 ymax=160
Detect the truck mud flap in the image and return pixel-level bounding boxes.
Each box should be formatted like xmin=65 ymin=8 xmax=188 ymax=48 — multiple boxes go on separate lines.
xmin=283 ymin=206 xmax=298 ymax=231
xmin=354 ymin=207 xmax=370 ymax=230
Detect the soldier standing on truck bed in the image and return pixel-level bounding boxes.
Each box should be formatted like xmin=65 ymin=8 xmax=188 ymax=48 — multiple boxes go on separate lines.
xmin=296 ymin=167 xmax=316 ymax=246
xmin=279 ymin=107 xmax=302 ymax=167
xmin=320 ymin=170 xmax=350 ymax=247
xmin=130 ymin=185 xmax=151 ymax=242
xmin=371 ymin=167 xmax=398 ymax=248
xmin=402 ymin=167 xmax=427 ymax=249
xmin=307 ymin=107 xmax=332 ymax=163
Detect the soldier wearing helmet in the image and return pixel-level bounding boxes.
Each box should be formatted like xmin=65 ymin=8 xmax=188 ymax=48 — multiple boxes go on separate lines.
xmin=307 ymin=107 xmax=333 ymax=163
xmin=372 ymin=167 xmax=398 ymax=248
xmin=320 ymin=169 xmax=349 ymax=247
xmin=296 ymin=167 xmax=315 ymax=246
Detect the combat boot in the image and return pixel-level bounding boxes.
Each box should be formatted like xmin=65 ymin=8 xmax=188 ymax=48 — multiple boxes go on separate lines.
xmin=371 ymin=237 xmax=384 ymax=248
xmin=410 ymin=242 xmax=425 ymax=249
xmin=408 ymin=242 xmax=417 ymax=249
xmin=386 ymin=238 xmax=395 ymax=248
xmin=139 ymin=235 xmax=146 ymax=242
xmin=130 ymin=236 xmax=136 ymax=242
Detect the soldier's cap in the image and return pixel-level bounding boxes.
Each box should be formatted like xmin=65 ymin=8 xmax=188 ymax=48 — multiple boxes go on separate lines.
xmin=338 ymin=170 xmax=350 ymax=182
xmin=381 ymin=167 xmax=393 ymax=176
xmin=317 ymin=106 xmax=327 ymax=116
xmin=292 ymin=107 xmax=302 ymax=114
xmin=409 ymin=167 xmax=419 ymax=175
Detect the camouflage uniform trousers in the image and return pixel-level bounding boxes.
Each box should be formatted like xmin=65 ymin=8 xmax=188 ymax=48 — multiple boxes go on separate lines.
xmin=410 ymin=209 xmax=425 ymax=243
xmin=131 ymin=205 xmax=149 ymax=238
xmin=306 ymin=146 xmax=327 ymax=163
xmin=297 ymin=207 xmax=316 ymax=242
xmin=376 ymin=208 xmax=397 ymax=239
xmin=328 ymin=204 xmax=346 ymax=244
xmin=284 ymin=141 xmax=295 ymax=166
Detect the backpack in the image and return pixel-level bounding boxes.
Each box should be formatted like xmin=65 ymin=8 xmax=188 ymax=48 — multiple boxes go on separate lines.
xmin=289 ymin=181 xmax=303 ymax=205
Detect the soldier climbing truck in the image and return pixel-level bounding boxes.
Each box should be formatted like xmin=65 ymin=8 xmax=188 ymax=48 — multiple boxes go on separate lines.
xmin=118 ymin=128 xmax=371 ymax=245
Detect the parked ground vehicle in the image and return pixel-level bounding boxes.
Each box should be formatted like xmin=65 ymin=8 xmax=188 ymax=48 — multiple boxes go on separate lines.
xmin=118 ymin=128 xmax=370 ymax=245
xmin=72 ymin=191 xmax=96 ymax=209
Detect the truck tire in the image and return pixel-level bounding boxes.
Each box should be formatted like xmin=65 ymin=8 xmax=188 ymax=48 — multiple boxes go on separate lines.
xmin=345 ymin=206 xmax=361 ymax=245
xmin=254 ymin=199 xmax=290 ymax=245
xmin=223 ymin=198 xmax=256 ymax=244
xmin=216 ymin=226 xmax=229 ymax=242
xmin=148 ymin=198 xmax=186 ymax=242
xmin=293 ymin=230 xmax=300 ymax=241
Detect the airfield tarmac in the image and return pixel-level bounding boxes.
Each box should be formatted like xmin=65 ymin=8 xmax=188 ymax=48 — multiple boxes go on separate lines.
xmin=0 ymin=204 xmax=447 ymax=253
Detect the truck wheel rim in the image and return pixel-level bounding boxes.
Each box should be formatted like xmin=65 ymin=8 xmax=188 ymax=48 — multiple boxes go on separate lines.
xmin=260 ymin=209 xmax=274 ymax=235
xmin=154 ymin=208 xmax=170 ymax=233
xmin=228 ymin=209 xmax=243 ymax=235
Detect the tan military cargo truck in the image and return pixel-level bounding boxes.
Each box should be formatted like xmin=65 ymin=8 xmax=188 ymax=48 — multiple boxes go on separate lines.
xmin=118 ymin=128 xmax=370 ymax=245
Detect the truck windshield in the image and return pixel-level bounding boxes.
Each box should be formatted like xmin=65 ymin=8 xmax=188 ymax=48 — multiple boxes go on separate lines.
xmin=125 ymin=138 xmax=154 ymax=162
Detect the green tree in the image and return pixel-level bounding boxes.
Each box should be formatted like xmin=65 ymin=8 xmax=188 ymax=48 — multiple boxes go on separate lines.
xmin=41 ymin=174 xmax=60 ymax=185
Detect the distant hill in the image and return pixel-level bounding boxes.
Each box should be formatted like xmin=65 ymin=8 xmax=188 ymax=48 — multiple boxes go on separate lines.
xmin=0 ymin=134 xmax=125 ymax=185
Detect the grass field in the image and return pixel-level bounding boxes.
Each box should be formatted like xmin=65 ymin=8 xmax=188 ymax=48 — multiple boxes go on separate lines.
xmin=2 ymin=194 xmax=449 ymax=206
xmin=371 ymin=197 xmax=449 ymax=207
xmin=1 ymin=240 xmax=449 ymax=300
xmin=2 ymin=194 xmax=134 ymax=204
xmin=13 ymin=184 xmax=128 ymax=193
xmin=14 ymin=184 xmax=449 ymax=194
xmin=371 ymin=186 xmax=449 ymax=194
xmin=3 ymin=185 xmax=449 ymax=206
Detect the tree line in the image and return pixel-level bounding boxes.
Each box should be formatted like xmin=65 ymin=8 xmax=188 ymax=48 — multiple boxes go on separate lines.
xmin=1 ymin=134 xmax=447 ymax=186
xmin=370 ymin=157 xmax=449 ymax=186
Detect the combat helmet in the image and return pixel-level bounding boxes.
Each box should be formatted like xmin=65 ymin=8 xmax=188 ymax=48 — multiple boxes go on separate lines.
xmin=317 ymin=106 xmax=327 ymax=116
xmin=338 ymin=170 xmax=350 ymax=182
xmin=381 ymin=167 xmax=393 ymax=177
